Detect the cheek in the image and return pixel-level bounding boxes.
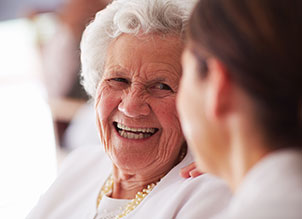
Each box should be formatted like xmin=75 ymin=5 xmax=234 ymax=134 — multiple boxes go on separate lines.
xmin=177 ymin=74 xmax=207 ymax=156
xmin=95 ymin=86 xmax=121 ymax=121
xmin=95 ymin=86 xmax=121 ymax=149
xmin=177 ymin=52 xmax=201 ymax=136
xmin=152 ymin=97 xmax=184 ymax=150
xmin=153 ymin=97 xmax=180 ymax=130
xmin=176 ymin=80 xmax=188 ymax=122
xmin=177 ymin=78 xmax=217 ymax=172
xmin=177 ymin=76 xmax=196 ymax=136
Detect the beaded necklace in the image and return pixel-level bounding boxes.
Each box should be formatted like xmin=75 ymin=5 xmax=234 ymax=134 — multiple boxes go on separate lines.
xmin=96 ymin=146 xmax=187 ymax=218
xmin=97 ymin=174 xmax=159 ymax=219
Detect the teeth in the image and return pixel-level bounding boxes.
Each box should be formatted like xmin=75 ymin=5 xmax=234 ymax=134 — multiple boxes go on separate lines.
xmin=116 ymin=123 xmax=156 ymax=133
xmin=119 ymin=130 xmax=152 ymax=139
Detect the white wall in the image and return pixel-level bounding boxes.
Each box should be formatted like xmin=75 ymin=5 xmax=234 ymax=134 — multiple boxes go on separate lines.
xmin=0 ymin=19 xmax=57 ymax=219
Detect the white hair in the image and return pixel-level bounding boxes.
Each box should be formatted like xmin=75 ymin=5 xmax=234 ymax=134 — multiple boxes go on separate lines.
xmin=80 ymin=0 xmax=197 ymax=98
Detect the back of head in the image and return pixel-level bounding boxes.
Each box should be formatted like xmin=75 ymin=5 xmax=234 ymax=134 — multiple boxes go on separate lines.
xmin=188 ymin=0 xmax=302 ymax=149
xmin=81 ymin=0 xmax=197 ymax=98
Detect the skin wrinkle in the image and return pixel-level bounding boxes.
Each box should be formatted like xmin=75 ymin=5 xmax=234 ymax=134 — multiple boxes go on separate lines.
xmin=94 ymin=33 xmax=185 ymax=199
xmin=95 ymin=84 xmax=111 ymax=153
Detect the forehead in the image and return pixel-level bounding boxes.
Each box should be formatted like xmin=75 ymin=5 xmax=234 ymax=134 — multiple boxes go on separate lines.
xmin=104 ymin=34 xmax=183 ymax=80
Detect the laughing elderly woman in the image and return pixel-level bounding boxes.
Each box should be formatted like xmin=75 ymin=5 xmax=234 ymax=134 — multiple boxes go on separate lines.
xmin=27 ymin=0 xmax=231 ymax=218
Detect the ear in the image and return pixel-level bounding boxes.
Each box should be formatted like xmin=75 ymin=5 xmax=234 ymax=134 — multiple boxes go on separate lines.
xmin=205 ymin=58 xmax=233 ymax=120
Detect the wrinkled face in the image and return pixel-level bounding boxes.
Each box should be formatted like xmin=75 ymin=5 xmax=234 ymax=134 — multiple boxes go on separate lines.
xmin=95 ymin=34 xmax=184 ymax=173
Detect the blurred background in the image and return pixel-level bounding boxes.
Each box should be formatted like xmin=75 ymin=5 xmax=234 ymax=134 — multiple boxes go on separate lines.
xmin=0 ymin=0 xmax=111 ymax=218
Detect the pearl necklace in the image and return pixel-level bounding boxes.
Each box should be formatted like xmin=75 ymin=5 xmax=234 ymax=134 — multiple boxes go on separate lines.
xmin=96 ymin=146 xmax=187 ymax=218
xmin=97 ymin=174 xmax=159 ymax=219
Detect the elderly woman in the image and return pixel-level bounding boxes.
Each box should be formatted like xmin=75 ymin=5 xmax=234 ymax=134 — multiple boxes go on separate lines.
xmin=178 ymin=0 xmax=302 ymax=218
xmin=27 ymin=0 xmax=231 ymax=218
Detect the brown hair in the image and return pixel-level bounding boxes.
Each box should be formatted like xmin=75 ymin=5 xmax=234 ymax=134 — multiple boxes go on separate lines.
xmin=188 ymin=0 xmax=302 ymax=149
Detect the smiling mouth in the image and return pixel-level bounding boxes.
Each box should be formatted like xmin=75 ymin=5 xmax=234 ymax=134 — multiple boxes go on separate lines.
xmin=113 ymin=122 xmax=159 ymax=140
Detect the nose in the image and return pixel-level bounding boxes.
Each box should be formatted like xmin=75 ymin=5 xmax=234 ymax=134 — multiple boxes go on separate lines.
xmin=118 ymin=88 xmax=151 ymax=118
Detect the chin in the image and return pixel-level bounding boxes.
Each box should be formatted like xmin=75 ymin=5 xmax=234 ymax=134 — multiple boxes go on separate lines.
xmin=111 ymin=151 xmax=156 ymax=173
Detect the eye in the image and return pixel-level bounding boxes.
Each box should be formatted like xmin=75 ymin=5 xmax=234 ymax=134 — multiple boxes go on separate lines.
xmin=148 ymin=82 xmax=175 ymax=97
xmin=152 ymin=83 xmax=172 ymax=91
xmin=110 ymin=78 xmax=129 ymax=84
xmin=106 ymin=77 xmax=130 ymax=90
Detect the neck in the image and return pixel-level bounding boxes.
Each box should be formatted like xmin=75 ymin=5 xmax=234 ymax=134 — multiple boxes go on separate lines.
xmin=227 ymin=143 xmax=271 ymax=192
xmin=110 ymin=168 xmax=161 ymax=199
xmin=219 ymin=119 xmax=272 ymax=192
xmin=111 ymin=147 xmax=186 ymax=199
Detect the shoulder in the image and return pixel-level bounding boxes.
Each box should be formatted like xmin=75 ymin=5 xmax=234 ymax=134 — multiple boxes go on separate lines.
xmin=168 ymin=150 xmax=232 ymax=199
xmin=239 ymin=149 xmax=302 ymax=200
xmin=227 ymin=150 xmax=302 ymax=219
xmin=130 ymin=151 xmax=232 ymax=219
xmin=132 ymin=173 xmax=232 ymax=219
xmin=27 ymin=145 xmax=111 ymax=219
xmin=174 ymin=174 xmax=232 ymax=219
xmin=229 ymin=195 xmax=302 ymax=219
xmin=169 ymin=150 xmax=232 ymax=208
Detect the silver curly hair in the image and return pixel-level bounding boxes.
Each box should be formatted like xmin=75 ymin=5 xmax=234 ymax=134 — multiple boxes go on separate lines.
xmin=80 ymin=0 xmax=197 ymax=98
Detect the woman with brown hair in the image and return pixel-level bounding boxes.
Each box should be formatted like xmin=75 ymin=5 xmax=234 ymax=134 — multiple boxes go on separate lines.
xmin=178 ymin=0 xmax=302 ymax=218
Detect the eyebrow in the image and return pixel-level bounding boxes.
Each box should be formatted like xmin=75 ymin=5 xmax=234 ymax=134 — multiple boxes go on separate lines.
xmin=103 ymin=66 xmax=129 ymax=77
xmin=104 ymin=65 xmax=180 ymax=83
xmin=105 ymin=65 xmax=128 ymax=72
xmin=147 ymin=69 xmax=180 ymax=81
xmin=146 ymin=77 xmax=168 ymax=84
xmin=145 ymin=74 xmax=180 ymax=90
